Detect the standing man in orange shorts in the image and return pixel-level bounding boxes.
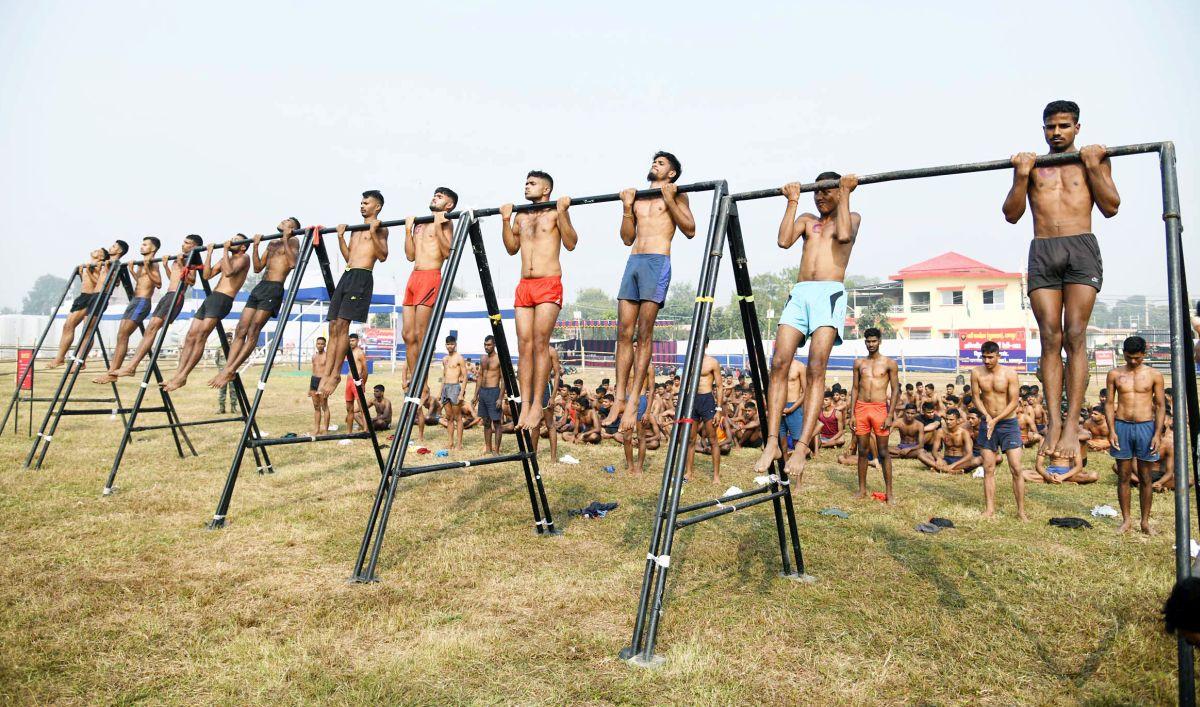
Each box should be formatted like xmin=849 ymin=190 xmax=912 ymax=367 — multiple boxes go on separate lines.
xmin=846 ymin=327 xmax=900 ymax=503
xmin=500 ymin=171 xmax=578 ymax=430
xmin=401 ymin=187 xmax=457 ymax=386
xmin=344 ymin=333 xmax=369 ymax=432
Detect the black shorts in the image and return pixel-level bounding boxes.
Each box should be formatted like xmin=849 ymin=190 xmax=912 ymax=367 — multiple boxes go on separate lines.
xmin=328 ymin=268 xmax=373 ymax=323
xmin=245 ymin=280 xmax=285 ymax=317
xmin=196 ymin=292 xmax=234 ymax=321
xmin=309 ymin=375 xmax=321 ymax=391
xmin=70 ymin=293 xmax=98 ymax=313
xmin=694 ymin=392 xmax=717 ymax=422
xmin=152 ymin=290 xmax=183 ymax=324
xmin=1027 ymin=233 xmax=1103 ymax=294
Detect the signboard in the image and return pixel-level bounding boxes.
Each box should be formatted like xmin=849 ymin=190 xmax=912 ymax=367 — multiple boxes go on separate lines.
xmin=361 ymin=326 xmax=395 ymax=359
xmin=958 ymin=329 xmax=1027 ymax=371
xmin=1094 ymin=348 xmax=1116 ymax=369
xmin=16 ymin=348 xmax=34 ymax=391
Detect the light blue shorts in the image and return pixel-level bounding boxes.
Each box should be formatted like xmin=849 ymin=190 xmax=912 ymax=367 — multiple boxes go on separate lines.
xmin=779 ymin=281 xmax=846 ymax=345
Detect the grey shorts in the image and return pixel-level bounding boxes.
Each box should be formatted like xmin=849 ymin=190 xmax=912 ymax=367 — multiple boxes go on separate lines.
xmin=152 ymin=290 xmax=183 ymax=323
xmin=441 ymin=383 xmax=462 ymax=405
xmin=1027 ymin=233 xmax=1103 ymax=293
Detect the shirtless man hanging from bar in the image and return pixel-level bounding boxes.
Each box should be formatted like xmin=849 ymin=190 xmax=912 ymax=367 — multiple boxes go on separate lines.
xmin=1002 ymin=99 xmax=1120 ymax=459
xmin=208 ymin=219 xmax=301 ymax=388
xmin=401 ymin=188 xmax=456 ymax=388
xmin=500 ymin=170 xmax=578 ymax=431
xmin=604 ymin=152 xmax=696 ymax=433
xmin=847 ymin=327 xmax=900 ymax=502
xmin=113 ymin=235 xmax=203 ymax=378
xmin=318 ymin=190 xmax=390 ymax=399
xmin=754 ymin=172 xmax=860 ymax=482
xmin=93 ymin=237 xmax=161 ymax=383
xmin=49 ymin=241 xmax=128 ymax=369
xmin=161 ymin=238 xmax=251 ymax=392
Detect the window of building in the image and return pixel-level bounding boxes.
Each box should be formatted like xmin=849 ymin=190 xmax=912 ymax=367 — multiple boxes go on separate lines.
xmin=942 ymin=332 xmax=956 ymax=339
xmin=909 ymin=292 xmax=930 ymax=312
xmin=909 ymin=329 xmax=931 ymax=340
xmin=940 ymin=290 xmax=963 ymax=306
xmin=983 ymin=288 xmax=1005 ymax=310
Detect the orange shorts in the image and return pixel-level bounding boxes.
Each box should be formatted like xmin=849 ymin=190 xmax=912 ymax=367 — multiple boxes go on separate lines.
xmin=854 ymin=400 xmax=889 ymax=436
xmin=404 ymin=269 xmax=441 ymax=307
xmin=514 ymin=275 xmax=563 ymax=308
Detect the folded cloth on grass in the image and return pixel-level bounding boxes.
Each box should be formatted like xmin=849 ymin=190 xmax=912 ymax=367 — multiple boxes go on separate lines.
xmin=1049 ymin=517 xmax=1093 ymax=530
xmin=568 ymin=501 xmax=619 ymax=519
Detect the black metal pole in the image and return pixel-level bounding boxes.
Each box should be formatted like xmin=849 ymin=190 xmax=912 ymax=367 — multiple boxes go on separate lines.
xmin=724 ymin=199 xmax=805 ymax=576
xmin=25 ymin=260 xmax=124 ymax=468
xmin=729 ymin=143 xmax=1165 ymax=202
xmin=620 ymin=183 xmax=728 ymax=665
xmin=1159 ymin=142 xmax=1196 ymax=707
xmin=467 ymin=218 xmax=556 ymax=534
xmin=1 ymin=267 xmax=81 ymax=435
xmin=400 ymin=451 xmax=532 ymax=477
xmin=352 ymin=215 xmax=475 ymax=582
xmin=208 ymin=228 xmax=317 ymax=528
xmin=91 ymin=329 xmax=128 ymax=429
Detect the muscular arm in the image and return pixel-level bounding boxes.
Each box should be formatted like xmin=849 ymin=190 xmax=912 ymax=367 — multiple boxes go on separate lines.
xmin=370 ymin=222 xmax=389 ymax=262
xmin=1002 ymin=172 xmax=1031 ymax=224
xmin=251 ymin=239 xmax=266 ymax=273
xmin=202 ymin=247 xmax=220 ymax=280
xmin=1084 ymin=153 xmax=1120 ymax=218
xmin=284 ymin=236 xmax=298 ymax=271
xmin=886 ymin=361 xmax=901 ymax=424
xmin=146 ymin=259 xmax=162 ymax=288
xmin=847 ymin=361 xmax=860 ymax=428
xmin=994 ymin=371 xmax=1022 ymax=421
xmin=1104 ymin=371 xmax=1119 ymax=447
xmin=663 ymin=191 xmax=695 ymax=238
xmin=556 ymin=199 xmax=578 ymax=251
xmin=1152 ymin=371 xmax=1166 ymax=443
xmin=833 ymin=203 xmax=861 ymax=245
xmin=500 ymin=211 xmax=520 ymax=256
xmin=404 ymin=219 xmax=417 ymax=262
xmin=619 ymin=201 xmax=636 ymax=246
xmin=337 ymin=227 xmax=351 ymax=261
xmin=436 ymin=221 xmax=452 ymax=259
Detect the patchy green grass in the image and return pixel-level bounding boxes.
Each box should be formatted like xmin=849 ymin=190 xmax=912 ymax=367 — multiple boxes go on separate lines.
xmin=0 ymin=364 xmax=1186 ymax=704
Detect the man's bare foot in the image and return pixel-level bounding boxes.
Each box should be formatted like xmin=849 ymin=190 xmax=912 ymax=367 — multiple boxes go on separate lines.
xmin=1017 ymin=511 xmax=1029 ymax=522
xmin=602 ymin=398 xmax=625 ymax=427
xmin=317 ymin=374 xmax=340 ymax=399
xmin=618 ymin=406 xmax=638 ymax=433
xmin=852 ymin=490 xmax=868 ymax=500
xmin=981 ymin=509 xmax=995 ymax=519
xmin=1141 ymin=522 xmax=1155 ymax=536
xmin=46 ymin=357 xmax=65 ymax=369
xmin=208 ymin=370 xmax=235 ymax=388
xmin=712 ymin=474 xmax=720 ymax=485
xmin=1053 ymin=422 xmax=1080 ymax=459
xmin=521 ymin=408 xmax=542 ymax=430
xmin=92 ymin=372 xmax=118 ymax=384
xmin=783 ymin=444 xmax=808 ymax=484
xmin=161 ymin=377 xmax=185 ymax=392
xmin=1116 ymin=519 xmax=1132 ymax=534
xmin=113 ymin=365 xmax=136 ymax=378
xmin=753 ymin=437 xmax=782 ymax=473
xmin=886 ymin=495 xmax=896 ymax=506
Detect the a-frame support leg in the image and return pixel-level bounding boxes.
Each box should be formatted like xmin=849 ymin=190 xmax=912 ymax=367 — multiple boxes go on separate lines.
xmin=1 ymin=268 xmax=80 ymax=434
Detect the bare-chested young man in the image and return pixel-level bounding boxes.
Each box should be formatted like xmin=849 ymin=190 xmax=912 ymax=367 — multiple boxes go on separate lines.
xmin=847 ymin=328 xmax=900 ymax=503
xmin=500 ymin=171 xmax=578 ymax=431
xmin=604 ymin=152 xmax=696 ymax=433
xmin=1084 ymin=406 xmax=1111 ymax=452
xmin=50 ymin=241 xmax=128 ymax=369
xmin=684 ymin=345 xmax=724 ymax=484
xmin=368 ymin=384 xmax=393 ymax=431
xmin=344 ymin=333 xmax=368 ymax=432
xmin=970 ymin=341 xmax=1028 ymax=520
xmin=440 ymin=335 xmax=467 ymax=450
xmin=890 ymin=404 xmax=925 ymax=460
xmin=755 ymin=172 xmax=861 ymax=483
xmin=473 ymin=335 xmax=505 ymax=454
xmin=1032 ymin=445 xmax=1098 ymax=486
xmin=401 ymin=187 xmax=456 ymax=388
xmin=1003 ymin=99 xmax=1120 ymax=459
xmin=778 ymin=358 xmax=808 ymax=462
xmin=317 ymin=190 xmax=389 ymax=399
xmin=932 ymin=409 xmax=980 ymax=474
xmin=162 ymin=239 xmax=250 ymax=392
xmin=114 ymin=235 xmax=203 ymax=378
xmin=208 ymin=220 xmax=300 ymax=388
xmin=93 ymin=237 xmax=161 ymax=383
xmin=1105 ymin=336 xmax=1165 ymax=534
xmin=309 ymin=336 xmax=330 ymax=437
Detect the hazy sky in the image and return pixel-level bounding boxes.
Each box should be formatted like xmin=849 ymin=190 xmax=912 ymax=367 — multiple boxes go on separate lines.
xmin=2 ymin=1 xmax=1197 ymax=311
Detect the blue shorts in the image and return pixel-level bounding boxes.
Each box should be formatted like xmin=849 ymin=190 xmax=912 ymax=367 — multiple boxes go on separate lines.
xmin=1111 ymin=420 xmax=1160 ymax=462
xmin=944 ymin=455 xmax=962 ymax=465
xmin=636 ymin=395 xmax=648 ymax=421
xmin=1048 ymin=465 xmax=1071 ymax=476
xmin=778 ymin=281 xmax=846 ymax=345
xmin=122 ymin=296 xmax=152 ymax=325
xmin=618 ymin=254 xmax=671 ymax=305
xmin=977 ymin=416 xmax=1022 ymax=453
xmin=780 ymin=403 xmax=804 ymax=449
xmin=694 ymin=392 xmax=717 ymax=422
xmin=477 ymin=386 xmax=501 ymax=421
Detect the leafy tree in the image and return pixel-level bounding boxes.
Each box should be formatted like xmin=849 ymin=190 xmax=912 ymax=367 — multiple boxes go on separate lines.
xmin=22 ymin=274 xmax=77 ymax=315
xmin=855 ymin=297 xmax=897 ymax=338
xmin=661 ymin=280 xmax=696 ymax=322
xmin=450 ymin=284 xmax=468 ymax=300
xmin=566 ymin=288 xmax=617 ymax=320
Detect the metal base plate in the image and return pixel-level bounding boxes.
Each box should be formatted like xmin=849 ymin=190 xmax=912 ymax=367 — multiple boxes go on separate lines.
xmin=206 ymin=517 xmax=227 ymax=530
xmin=101 ymin=486 xmax=117 ymax=496
xmin=347 ymin=574 xmax=379 ymax=584
xmin=783 ymin=572 xmax=817 ymax=584
xmin=618 ymin=647 xmax=665 ymax=668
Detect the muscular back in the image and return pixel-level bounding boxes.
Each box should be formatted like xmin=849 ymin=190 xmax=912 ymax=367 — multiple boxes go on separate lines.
xmin=513 ymin=211 xmax=564 ymax=278
xmin=1026 ymin=163 xmax=1099 ymax=237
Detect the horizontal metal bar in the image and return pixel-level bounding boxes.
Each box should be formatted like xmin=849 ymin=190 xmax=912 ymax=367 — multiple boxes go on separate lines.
xmin=58 ymin=406 xmax=166 ymax=416
xmin=674 ymin=491 xmax=788 ymax=529
xmin=675 ymin=484 xmax=772 ymax=515
xmin=399 ymin=451 xmax=531 ymax=477
xmin=21 ymin=396 xmax=117 ymax=403
xmin=729 ymin=142 xmax=1166 ymax=202
xmin=471 ymin=181 xmax=723 ymax=219
xmin=129 ymin=416 xmax=243 ymax=432
xmin=246 ymin=431 xmax=373 ymax=448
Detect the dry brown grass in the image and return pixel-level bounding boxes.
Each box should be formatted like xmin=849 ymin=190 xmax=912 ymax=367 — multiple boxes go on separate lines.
xmin=0 ymin=362 xmax=1186 ymax=705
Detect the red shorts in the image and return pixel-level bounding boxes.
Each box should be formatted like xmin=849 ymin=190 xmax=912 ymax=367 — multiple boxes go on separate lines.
xmin=345 ymin=376 xmax=363 ymax=403
xmin=854 ymin=400 xmax=889 ymax=436
xmin=404 ymin=269 xmax=441 ymax=307
xmin=514 ymin=275 xmax=563 ymax=308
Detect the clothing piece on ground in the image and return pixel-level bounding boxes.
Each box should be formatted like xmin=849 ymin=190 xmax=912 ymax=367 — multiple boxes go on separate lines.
xmin=568 ymin=501 xmax=619 ymax=519
xmin=929 ymin=517 xmax=955 ymax=528
xmin=416 ymin=447 xmax=431 ymax=455
xmin=559 ymin=454 xmax=580 ymax=464
xmin=1049 ymin=517 xmax=1093 ymax=529
xmin=915 ymin=522 xmax=942 ymax=534
xmin=819 ymin=508 xmax=850 ymax=519
xmin=871 ymin=492 xmax=888 ymax=502
xmin=1090 ymin=504 xmax=1119 ymax=518
xmin=328 ymin=424 xmax=338 ymax=431
xmin=972 ymin=468 xmax=985 ymax=478
xmin=282 ymin=432 xmax=297 ymax=439
xmin=603 ymin=465 xmax=616 ymax=474
xmin=722 ymin=486 xmax=743 ymax=498
xmin=338 ymin=439 xmax=353 ymax=446
xmin=435 ymin=449 xmax=449 ymax=457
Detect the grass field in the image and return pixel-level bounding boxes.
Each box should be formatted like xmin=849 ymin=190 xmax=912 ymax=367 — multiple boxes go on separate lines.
xmin=0 ymin=361 xmax=1188 ymax=704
